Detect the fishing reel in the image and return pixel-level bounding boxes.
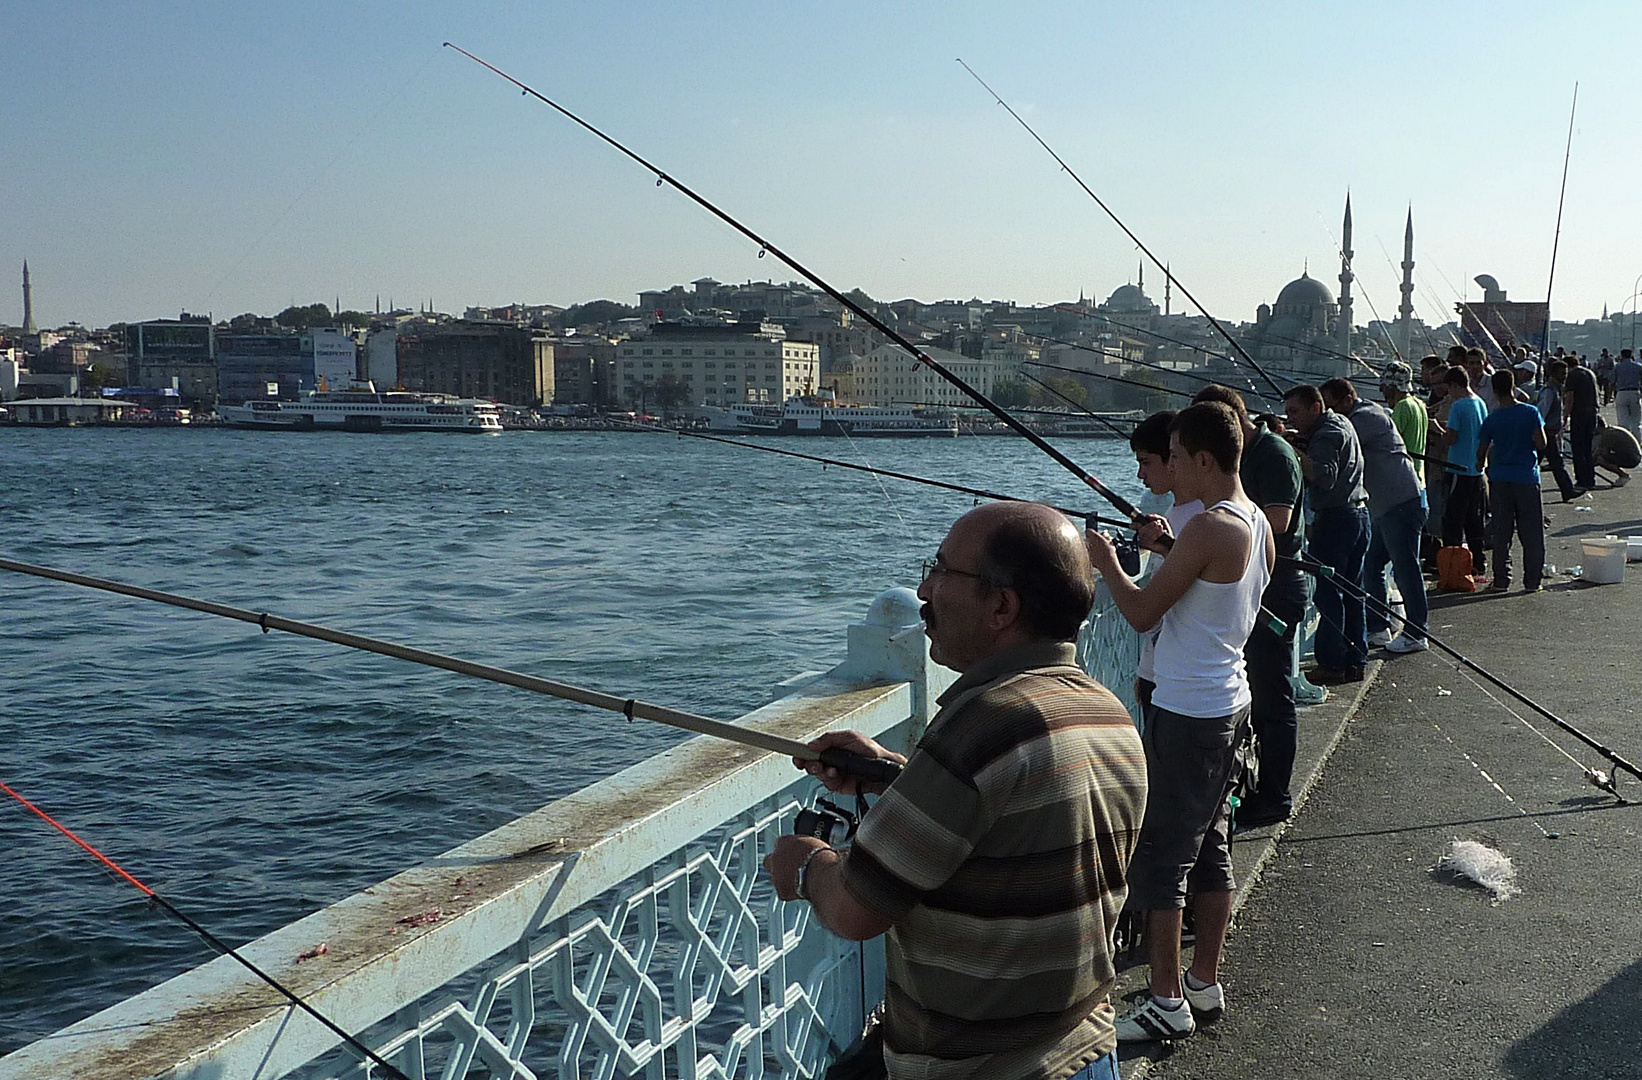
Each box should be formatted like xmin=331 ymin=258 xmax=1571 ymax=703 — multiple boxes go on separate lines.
xmin=793 ymin=797 xmax=863 ymax=845
xmin=1113 ymin=534 xmax=1142 ymax=576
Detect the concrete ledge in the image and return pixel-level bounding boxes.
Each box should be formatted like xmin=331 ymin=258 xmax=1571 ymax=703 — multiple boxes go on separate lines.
xmin=1118 ymin=660 xmax=1386 ymax=1075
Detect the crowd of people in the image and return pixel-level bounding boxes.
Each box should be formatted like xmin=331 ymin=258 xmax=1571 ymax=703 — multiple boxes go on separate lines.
xmin=753 ymin=348 xmax=1642 ymax=1079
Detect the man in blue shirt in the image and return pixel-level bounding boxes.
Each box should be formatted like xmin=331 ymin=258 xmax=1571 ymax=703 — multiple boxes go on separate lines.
xmin=1477 ymin=370 xmax=1547 ymax=592
xmin=1430 ymin=367 xmax=1488 ymax=571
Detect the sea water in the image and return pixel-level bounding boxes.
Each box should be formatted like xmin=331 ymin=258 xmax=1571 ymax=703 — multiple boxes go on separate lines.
xmin=0 ymin=425 xmax=1141 ymax=1050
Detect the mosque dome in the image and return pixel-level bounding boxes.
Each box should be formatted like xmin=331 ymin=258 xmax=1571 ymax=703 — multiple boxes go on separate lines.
xmin=1102 ymin=283 xmax=1157 ymax=314
xmin=1275 ymin=272 xmax=1334 ymax=311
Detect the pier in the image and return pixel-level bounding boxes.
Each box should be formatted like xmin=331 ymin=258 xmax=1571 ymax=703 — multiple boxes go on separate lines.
xmin=4 ymin=483 xmax=1641 ymax=1078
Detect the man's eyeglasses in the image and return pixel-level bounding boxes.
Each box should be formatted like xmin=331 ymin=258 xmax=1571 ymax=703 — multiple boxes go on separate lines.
xmin=920 ymin=556 xmax=991 ymax=584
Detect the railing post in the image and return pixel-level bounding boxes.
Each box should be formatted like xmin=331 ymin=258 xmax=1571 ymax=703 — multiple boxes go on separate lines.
xmin=837 ymin=587 xmax=955 ymax=732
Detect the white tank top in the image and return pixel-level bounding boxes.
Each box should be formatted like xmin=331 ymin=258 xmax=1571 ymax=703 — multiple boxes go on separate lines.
xmin=1136 ymin=498 xmax=1204 ymax=683
xmin=1151 ymin=500 xmax=1272 ymax=719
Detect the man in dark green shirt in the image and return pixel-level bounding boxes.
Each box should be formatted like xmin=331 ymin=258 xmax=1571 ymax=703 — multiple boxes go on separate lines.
xmin=1193 ymin=386 xmax=1304 ymax=828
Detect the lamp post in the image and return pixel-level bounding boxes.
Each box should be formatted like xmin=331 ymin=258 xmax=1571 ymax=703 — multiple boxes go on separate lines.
xmin=1629 ymin=271 xmax=1642 ymax=354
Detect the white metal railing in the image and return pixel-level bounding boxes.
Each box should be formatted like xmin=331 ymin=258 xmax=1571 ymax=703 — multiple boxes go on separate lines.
xmin=0 ymin=587 xmax=959 ymax=1080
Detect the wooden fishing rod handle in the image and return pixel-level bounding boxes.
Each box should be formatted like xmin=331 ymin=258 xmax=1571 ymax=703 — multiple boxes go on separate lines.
xmin=818 ymin=748 xmax=904 ymax=784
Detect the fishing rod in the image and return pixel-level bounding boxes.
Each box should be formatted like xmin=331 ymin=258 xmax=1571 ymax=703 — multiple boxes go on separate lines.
xmin=1544 ymin=83 xmax=1579 ymax=357
xmin=0 ymin=779 xmax=412 ymax=1080
xmin=1284 ymin=553 xmax=1639 ymax=792
xmin=445 ymin=44 xmax=1149 ymax=527
xmin=958 ymin=59 xmax=1288 ymax=401
xmin=0 ymin=557 xmax=904 ymax=785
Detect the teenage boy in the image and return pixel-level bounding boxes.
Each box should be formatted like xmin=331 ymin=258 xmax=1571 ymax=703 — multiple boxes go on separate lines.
xmin=1127 ymin=410 xmax=1203 ymax=715
xmin=1476 ymin=369 xmax=1547 ymax=593
xmin=1087 ymin=402 xmax=1276 ymax=1042
xmin=1192 ymin=385 xmax=1304 ymax=827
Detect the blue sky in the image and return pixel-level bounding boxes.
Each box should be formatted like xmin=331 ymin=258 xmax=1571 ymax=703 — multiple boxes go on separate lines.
xmin=4 ymin=1 xmax=1638 ymax=330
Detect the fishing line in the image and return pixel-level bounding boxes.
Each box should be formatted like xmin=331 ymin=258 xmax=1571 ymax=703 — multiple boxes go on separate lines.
xmin=1032 ymin=313 xmax=1276 ymax=405
xmin=612 ymin=421 xmax=1130 ymax=526
xmin=1293 ymin=573 xmax=1583 ymax=829
xmin=839 ymin=424 xmax=910 ymax=532
xmin=1310 ymin=206 xmax=1397 ymax=371
xmin=893 ymin=399 xmax=1139 ymax=427
xmin=1421 ymin=718 xmax=1556 ymax=839
xmin=1287 ymin=553 xmax=1639 ymax=789
xmin=0 ymin=779 xmax=413 ymax=1080
xmin=957 ymin=60 xmax=1288 ymax=401
xmin=202 ymin=47 xmax=441 ymax=314
xmin=442 ymin=45 xmax=1149 ymax=528
xmin=1015 ymin=369 xmax=1132 ymax=438
xmin=1374 ymin=234 xmax=1449 ymax=357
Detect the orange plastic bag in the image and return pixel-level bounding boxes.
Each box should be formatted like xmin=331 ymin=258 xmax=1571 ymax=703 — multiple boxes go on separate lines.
xmin=1436 ymin=545 xmax=1476 ymax=592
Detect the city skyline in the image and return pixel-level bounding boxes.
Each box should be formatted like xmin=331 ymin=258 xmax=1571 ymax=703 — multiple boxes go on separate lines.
xmin=6 ymin=2 xmax=1641 ymax=331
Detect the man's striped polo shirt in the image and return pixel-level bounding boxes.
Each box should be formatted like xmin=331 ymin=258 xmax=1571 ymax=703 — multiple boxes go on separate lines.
xmin=837 ymin=640 xmax=1148 ymax=1079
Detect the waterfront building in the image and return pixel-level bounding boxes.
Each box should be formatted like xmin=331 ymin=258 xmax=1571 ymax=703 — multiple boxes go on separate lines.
xmin=216 ymin=332 xmax=312 ymax=403
xmin=852 ymin=343 xmax=999 ymax=408
xmin=397 ymin=321 xmax=554 ymax=405
xmin=550 ymin=336 xmax=618 ymax=407
xmin=8 ymin=396 xmax=136 ymax=425
xmin=615 ymin=318 xmax=819 ymax=408
xmin=124 ymin=315 xmax=217 ymax=406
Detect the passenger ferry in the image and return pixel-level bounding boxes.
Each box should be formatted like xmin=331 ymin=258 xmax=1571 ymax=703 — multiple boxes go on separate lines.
xmin=703 ymin=393 xmax=957 ymax=437
xmin=217 ymin=384 xmax=503 ymax=433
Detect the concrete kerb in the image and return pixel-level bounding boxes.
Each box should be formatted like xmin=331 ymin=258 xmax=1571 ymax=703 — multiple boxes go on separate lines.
xmin=1118 ymin=659 xmax=1386 ymax=1077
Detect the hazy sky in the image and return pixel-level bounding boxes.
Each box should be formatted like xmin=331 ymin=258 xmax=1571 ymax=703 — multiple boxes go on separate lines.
xmin=6 ymin=2 xmax=1639 ymax=331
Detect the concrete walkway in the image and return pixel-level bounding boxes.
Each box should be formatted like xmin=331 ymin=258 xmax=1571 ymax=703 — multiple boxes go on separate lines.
xmin=1118 ymin=467 xmax=1642 ymax=1079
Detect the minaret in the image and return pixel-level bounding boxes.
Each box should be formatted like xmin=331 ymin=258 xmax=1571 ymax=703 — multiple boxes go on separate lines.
xmin=1336 ymin=194 xmax=1354 ymax=357
xmin=21 ymin=260 xmax=37 ymax=336
xmin=1164 ymin=263 xmax=1172 ymax=316
xmin=1397 ymin=207 xmax=1416 ymax=361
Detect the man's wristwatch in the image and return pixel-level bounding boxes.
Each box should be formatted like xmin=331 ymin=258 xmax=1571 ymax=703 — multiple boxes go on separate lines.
xmin=796 ymin=845 xmax=834 ymax=901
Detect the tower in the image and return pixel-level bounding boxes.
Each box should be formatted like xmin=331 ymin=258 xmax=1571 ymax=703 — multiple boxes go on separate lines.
xmin=1336 ymin=194 xmax=1354 ymax=357
xmin=21 ymin=260 xmax=37 ymax=336
xmin=1397 ymin=207 xmax=1416 ymax=362
xmin=1164 ymin=263 xmax=1171 ymax=316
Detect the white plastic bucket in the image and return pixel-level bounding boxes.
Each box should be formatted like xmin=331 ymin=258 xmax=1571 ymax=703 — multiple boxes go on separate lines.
xmin=1581 ymin=538 xmax=1627 ymax=584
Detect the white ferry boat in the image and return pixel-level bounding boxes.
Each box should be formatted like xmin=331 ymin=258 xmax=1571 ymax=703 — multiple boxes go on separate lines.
xmin=703 ymin=394 xmax=957 ymax=437
xmin=217 ymin=385 xmax=503 ymax=433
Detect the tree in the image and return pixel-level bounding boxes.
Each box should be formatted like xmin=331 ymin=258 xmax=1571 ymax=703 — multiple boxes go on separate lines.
xmin=991 ymin=379 xmax=1032 ymax=408
xmin=275 ymin=303 xmax=333 ymax=330
xmin=655 ymin=373 xmax=691 ymax=414
xmin=335 ymin=310 xmax=371 ymax=330
xmin=1030 ymin=376 xmax=1088 ymax=408
xmin=81 ymin=362 xmax=122 ymax=393
xmin=560 ymin=300 xmax=637 ymax=329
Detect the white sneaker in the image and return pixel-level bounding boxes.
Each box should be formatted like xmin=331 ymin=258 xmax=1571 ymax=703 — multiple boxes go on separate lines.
xmin=1385 ymin=633 xmax=1429 ymax=654
xmin=1182 ymin=970 xmax=1226 ymax=1024
xmin=1367 ymin=629 xmax=1394 ymax=647
xmin=1115 ymin=995 xmax=1195 ymax=1042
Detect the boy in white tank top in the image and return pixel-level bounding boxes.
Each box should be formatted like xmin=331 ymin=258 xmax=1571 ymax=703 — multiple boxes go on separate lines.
xmin=1087 ymin=402 xmax=1276 ymax=1043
